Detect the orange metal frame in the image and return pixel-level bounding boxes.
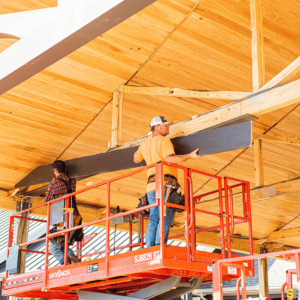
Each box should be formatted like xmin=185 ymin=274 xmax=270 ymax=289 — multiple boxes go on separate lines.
xmin=281 ymin=268 xmax=298 ymax=300
xmin=213 ymin=248 xmax=300 ymax=300
xmin=2 ymin=162 xmax=254 ymax=299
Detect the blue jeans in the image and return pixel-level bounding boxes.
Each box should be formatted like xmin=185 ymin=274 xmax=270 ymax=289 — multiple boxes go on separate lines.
xmin=146 ymin=190 xmax=175 ymax=247
xmin=50 ymin=243 xmax=74 ymax=265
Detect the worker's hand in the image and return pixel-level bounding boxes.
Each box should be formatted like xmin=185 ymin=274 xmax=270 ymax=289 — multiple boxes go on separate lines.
xmin=52 ymin=177 xmax=55 ymax=182
xmin=189 ymin=148 xmax=200 ymax=160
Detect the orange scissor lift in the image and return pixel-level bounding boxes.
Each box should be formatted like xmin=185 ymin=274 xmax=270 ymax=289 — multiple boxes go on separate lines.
xmin=2 ymin=162 xmax=255 ymax=300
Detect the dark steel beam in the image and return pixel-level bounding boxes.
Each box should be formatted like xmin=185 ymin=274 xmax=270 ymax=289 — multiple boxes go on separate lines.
xmin=16 ymin=116 xmax=255 ymax=189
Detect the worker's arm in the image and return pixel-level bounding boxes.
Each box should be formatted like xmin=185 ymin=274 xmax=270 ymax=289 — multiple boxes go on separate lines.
xmin=44 ymin=182 xmax=54 ymax=203
xmin=133 ymin=156 xmax=142 ymax=163
xmin=133 ymin=146 xmax=143 ymax=164
xmin=165 ymin=148 xmax=200 ymax=163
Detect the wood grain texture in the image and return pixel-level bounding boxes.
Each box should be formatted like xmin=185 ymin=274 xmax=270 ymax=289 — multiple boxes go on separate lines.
xmin=254 ymin=138 xmax=264 ymax=186
xmin=263 ymin=56 xmax=300 ymax=89
xmin=250 ymin=0 xmax=265 ymax=90
xmin=119 ymin=85 xmax=249 ymax=99
xmin=255 ymin=227 xmax=300 ymax=244
xmin=1 ymin=0 xmax=300 ymax=250
xmin=259 ymin=134 xmax=300 ymax=145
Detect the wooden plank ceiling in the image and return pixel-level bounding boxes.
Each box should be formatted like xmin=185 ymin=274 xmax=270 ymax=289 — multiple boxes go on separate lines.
xmin=1 ymin=0 xmax=300 ymax=247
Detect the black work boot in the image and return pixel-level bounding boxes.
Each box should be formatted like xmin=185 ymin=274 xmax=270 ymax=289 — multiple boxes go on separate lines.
xmin=68 ymin=254 xmax=81 ymax=264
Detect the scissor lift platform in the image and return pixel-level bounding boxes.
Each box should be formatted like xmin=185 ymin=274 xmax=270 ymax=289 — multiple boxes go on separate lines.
xmin=2 ymin=162 xmax=255 ymax=299
xmin=2 ymin=245 xmax=254 ymax=299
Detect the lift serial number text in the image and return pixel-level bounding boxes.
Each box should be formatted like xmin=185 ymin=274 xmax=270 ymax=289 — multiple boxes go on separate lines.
xmin=134 ymin=251 xmax=160 ymax=263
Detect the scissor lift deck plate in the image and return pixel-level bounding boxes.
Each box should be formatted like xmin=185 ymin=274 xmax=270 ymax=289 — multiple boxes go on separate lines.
xmin=2 ymin=246 xmax=254 ymax=299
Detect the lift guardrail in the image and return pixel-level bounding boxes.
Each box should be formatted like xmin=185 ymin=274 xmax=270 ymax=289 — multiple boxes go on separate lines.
xmin=5 ymin=161 xmax=254 ymax=292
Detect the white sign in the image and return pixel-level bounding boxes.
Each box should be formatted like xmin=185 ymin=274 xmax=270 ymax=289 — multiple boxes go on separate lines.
xmin=228 ymin=267 xmax=237 ymax=275
xmin=134 ymin=251 xmax=160 ymax=263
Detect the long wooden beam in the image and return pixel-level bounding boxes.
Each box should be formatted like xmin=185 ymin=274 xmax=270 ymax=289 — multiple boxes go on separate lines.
xmin=118 ymin=85 xmax=249 ymax=100
xmin=0 ymin=195 xmax=295 ymax=255
xmin=259 ymin=134 xmax=300 ymax=145
xmin=263 ymin=57 xmax=300 ymax=90
xmin=254 ymin=227 xmax=300 ymax=245
xmin=127 ymin=79 xmax=300 ymax=147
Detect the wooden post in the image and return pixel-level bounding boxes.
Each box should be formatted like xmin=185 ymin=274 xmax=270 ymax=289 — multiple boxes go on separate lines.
xmin=254 ymin=137 xmax=269 ymax=296
xmin=118 ymin=91 xmax=123 ymax=143
xmin=17 ymin=218 xmax=28 ymax=274
xmin=14 ymin=202 xmax=30 ymax=274
xmin=111 ymin=89 xmax=123 ymax=148
xmin=250 ymin=0 xmax=265 ymax=91
xmin=259 ymin=257 xmax=269 ymax=298
xmin=254 ymin=139 xmax=264 ymax=187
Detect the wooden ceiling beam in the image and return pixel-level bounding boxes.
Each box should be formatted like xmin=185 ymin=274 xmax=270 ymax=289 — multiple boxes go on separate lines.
xmin=250 ymin=0 xmax=265 ymax=91
xmin=258 ymin=134 xmax=300 ymax=145
xmin=0 ymin=195 xmax=295 ymax=255
xmin=263 ymin=57 xmax=300 ymax=90
xmin=118 ymin=85 xmax=249 ymax=100
xmin=126 ymin=79 xmax=300 ymax=147
xmin=254 ymin=227 xmax=300 ymax=245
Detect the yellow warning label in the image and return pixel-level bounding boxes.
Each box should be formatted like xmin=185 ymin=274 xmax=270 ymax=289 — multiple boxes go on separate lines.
xmin=287 ymin=288 xmax=293 ymax=298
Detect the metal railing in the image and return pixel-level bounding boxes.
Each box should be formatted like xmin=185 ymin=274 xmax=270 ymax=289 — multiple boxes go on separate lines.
xmin=6 ymin=161 xmax=253 ymax=290
xmin=213 ymin=249 xmax=300 ymax=300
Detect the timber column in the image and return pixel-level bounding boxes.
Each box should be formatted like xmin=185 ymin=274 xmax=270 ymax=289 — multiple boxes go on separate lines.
xmin=14 ymin=199 xmax=31 ymax=274
xmin=250 ymin=0 xmax=269 ymax=296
